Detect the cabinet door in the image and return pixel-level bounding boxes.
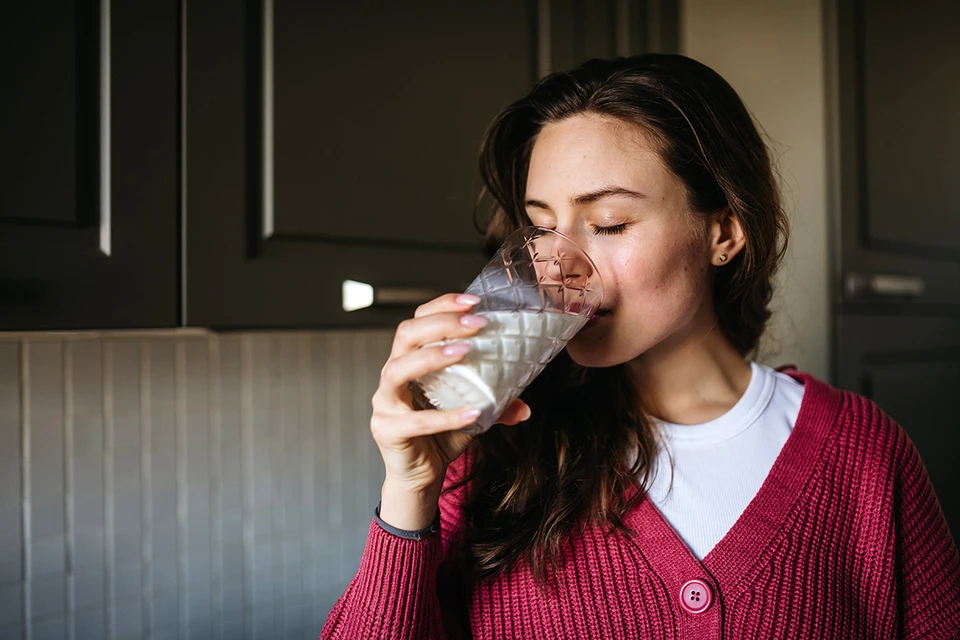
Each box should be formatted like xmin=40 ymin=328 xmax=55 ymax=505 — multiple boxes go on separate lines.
xmin=831 ymin=0 xmax=960 ymax=312
xmin=827 ymin=0 xmax=960 ymax=533
xmin=0 ymin=2 xmax=179 ymax=330
xmin=185 ymin=1 xmax=668 ymax=328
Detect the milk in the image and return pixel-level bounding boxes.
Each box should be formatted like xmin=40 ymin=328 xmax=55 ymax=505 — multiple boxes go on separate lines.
xmin=417 ymin=309 xmax=587 ymax=433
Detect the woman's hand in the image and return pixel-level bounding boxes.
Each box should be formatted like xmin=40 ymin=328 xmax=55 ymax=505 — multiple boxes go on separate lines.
xmin=371 ymin=293 xmax=531 ymax=530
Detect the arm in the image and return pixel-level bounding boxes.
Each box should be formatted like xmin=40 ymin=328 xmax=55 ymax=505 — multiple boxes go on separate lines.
xmin=320 ymin=519 xmax=451 ymax=640
xmin=316 ymin=293 xmax=483 ymax=640
xmin=320 ymin=459 xmax=473 ymax=640
xmin=318 ymin=293 xmax=529 ymax=640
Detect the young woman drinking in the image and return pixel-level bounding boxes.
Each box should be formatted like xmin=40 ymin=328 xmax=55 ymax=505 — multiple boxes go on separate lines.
xmin=320 ymin=54 xmax=960 ymax=639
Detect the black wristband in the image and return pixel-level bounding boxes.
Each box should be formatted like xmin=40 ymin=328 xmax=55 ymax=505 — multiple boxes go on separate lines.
xmin=374 ymin=501 xmax=440 ymax=540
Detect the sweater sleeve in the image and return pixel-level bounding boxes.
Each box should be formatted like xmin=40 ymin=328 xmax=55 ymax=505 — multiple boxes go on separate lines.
xmin=319 ymin=460 xmax=472 ymax=640
xmin=892 ymin=421 xmax=960 ymax=640
xmin=319 ymin=520 xmax=452 ymax=639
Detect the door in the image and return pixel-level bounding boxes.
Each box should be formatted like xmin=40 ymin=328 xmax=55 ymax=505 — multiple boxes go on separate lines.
xmin=184 ymin=0 xmax=673 ymax=328
xmin=827 ymin=0 xmax=960 ymax=536
xmin=0 ymin=2 xmax=179 ymax=330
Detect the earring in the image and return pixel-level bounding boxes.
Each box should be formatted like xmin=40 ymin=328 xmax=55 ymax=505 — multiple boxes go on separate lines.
xmin=718 ymin=253 xmax=728 ymax=264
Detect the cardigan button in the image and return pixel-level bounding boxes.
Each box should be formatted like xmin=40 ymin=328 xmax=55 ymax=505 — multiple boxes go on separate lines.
xmin=679 ymin=579 xmax=712 ymax=614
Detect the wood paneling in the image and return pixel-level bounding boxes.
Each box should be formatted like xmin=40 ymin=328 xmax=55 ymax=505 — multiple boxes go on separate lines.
xmin=0 ymin=329 xmax=391 ymax=639
xmin=0 ymin=344 xmax=23 ymax=640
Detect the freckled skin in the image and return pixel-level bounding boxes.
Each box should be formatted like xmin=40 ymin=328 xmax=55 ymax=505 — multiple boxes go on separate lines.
xmin=523 ymin=114 xmax=721 ymax=370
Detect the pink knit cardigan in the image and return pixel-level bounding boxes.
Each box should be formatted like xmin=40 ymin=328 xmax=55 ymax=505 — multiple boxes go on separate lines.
xmin=320 ymin=373 xmax=960 ymax=639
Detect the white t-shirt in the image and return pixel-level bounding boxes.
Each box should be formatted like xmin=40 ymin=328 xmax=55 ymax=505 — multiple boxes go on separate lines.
xmin=646 ymin=361 xmax=805 ymax=560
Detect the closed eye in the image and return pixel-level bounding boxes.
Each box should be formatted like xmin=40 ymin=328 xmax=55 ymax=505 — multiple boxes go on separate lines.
xmin=592 ymin=223 xmax=628 ymax=236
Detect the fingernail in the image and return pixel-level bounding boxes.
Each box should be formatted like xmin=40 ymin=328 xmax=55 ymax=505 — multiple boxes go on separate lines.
xmin=459 ymin=408 xmax=482 ymax=421
xmin=460 ymin=314 xmax=489 ymax=328
xmin=442 ymin=343 xmax=471 ymax=357
xmin=456 ymin=294 xmax=481 ymax=306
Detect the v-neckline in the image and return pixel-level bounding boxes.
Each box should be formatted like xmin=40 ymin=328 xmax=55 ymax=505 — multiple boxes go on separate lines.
xmin=622 ymin=372 xmax=845 ymax=589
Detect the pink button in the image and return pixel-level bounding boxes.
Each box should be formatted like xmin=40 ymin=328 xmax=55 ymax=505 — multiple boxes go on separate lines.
xmin=679 ymin=579 xmax=712 ymax=614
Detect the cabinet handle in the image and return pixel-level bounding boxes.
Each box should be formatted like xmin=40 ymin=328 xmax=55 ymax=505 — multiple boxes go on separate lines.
xmin=342 ymin=280 xmax=451 ymax=312
xmin=844 ymin=272 xmax=926 ymax=299
xmin=99 ymin=0 xmax=111 ymax=256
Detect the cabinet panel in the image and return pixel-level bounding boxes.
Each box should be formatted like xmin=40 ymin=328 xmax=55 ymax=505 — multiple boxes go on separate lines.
xmin=0 ymin=2 xmax=179 ymax=330
xmin=271 ymin=1 xmax=536 ymax=248
xmin=861 ymin=0 xmax=960 ymax=257
xmin=185 ymin=1 xmax=539 ymax=328
xmin=831 ymin=0 xmax=960 ymax=315
xmin=186 ymin=0 xmax=671 ymax=328
xmin=0 ymin=3 xmax=82 ymax=225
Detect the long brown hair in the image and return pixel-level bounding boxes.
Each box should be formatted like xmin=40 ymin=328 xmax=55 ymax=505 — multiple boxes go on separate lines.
xmin=455 ymin=54 xmax=789 ymax=585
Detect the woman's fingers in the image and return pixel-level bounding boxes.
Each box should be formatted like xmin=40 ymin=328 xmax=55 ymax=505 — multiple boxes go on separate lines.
xmin=386 ymin=292 xmax=480 ymax=357
xmin=390 ymin=310 xmax=489 ymax=358
xmin=497 ymin=398 xmax=532 ymax=426
xmin=370 ymin=406 xmax=483 ymax=443
xmin=413 ymin=293 xmax=480 ymax=318
xmin=378 ymin=343 xmax=472 ymax=403
xmin=372 ymin=398 xmax=531 ymax=450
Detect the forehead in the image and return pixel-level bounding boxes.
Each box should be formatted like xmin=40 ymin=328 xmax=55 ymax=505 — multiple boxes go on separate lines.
xmin=526 ymin=114 xmax=667 ymax=192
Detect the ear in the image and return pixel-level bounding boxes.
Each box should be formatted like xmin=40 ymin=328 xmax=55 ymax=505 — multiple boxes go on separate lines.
xmin=708 ymin=208 xmax=746 ymax=266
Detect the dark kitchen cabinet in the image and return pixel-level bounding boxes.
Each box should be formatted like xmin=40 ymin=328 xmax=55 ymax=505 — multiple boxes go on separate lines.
xmin=826 ymin=0 xmax=960 ymax=534
xmin=1 ymin=1 xmax=676 ymax=330
xmin=184 ymin=0 xmax=676 ymax=328
xmin=0 ymin=2 xmax=179 ymax=330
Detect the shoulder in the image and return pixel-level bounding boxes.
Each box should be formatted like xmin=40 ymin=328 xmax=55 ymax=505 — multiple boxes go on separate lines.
xmin=787 ymin=374 xmax=960 ymax=635
xmin=785 ymin=371 xmax=943 ymax=550
xmin=786 ymin=370 xmax=917 ymax=483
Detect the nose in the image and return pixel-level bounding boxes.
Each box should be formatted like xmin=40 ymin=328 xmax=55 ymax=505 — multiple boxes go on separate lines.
xmin=542 ymin=247 xmax=588 ymax=286
xmin=529 ymin=232 xmax=601 ymax=314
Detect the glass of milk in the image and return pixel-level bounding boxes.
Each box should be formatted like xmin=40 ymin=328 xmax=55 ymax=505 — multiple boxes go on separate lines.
xmin=415 ymin=226 xmax=603 ymax=434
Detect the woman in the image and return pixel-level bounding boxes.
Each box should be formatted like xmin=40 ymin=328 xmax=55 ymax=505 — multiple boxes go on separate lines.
xmin=320 ymin=54 xmax=960 ymax=639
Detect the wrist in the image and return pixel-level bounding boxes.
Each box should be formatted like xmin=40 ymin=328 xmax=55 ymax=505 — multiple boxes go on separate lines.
xmin=379 ymin=475 xmax=444 ymax=531
xmin=375 ymin=501 xmax=439 ymax=540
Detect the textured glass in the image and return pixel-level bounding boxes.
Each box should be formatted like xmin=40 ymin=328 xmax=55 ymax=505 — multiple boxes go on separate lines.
xmin=416 ymin=226 xmax=603 ymax=434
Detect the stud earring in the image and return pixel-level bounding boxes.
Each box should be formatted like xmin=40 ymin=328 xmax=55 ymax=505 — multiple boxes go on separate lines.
xmin=718 ymin=253 xmax=728 ymax=264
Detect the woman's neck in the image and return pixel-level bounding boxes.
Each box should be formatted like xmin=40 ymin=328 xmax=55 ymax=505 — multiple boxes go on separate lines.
xmin=626 ymin=319 xmax=752 ymax=426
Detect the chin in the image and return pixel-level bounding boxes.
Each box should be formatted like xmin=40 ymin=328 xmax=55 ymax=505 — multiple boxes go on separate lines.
xmin=565 ymin=337 xmax=634 ymax=368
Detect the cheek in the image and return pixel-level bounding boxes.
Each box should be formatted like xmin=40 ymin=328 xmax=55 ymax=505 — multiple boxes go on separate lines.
xmin=568 ymin=233 xmax=712 ymax=365
xmin=615 ymin=238 xmax=708 ymax=307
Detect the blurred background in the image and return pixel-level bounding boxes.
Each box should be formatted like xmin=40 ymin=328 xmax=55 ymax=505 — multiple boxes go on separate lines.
xmin=0 ymin=1 xmax=957 ymax=638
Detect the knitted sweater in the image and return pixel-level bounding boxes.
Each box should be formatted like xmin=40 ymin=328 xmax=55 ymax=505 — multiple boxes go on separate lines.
xmin=320 ymin=373 xmax=960 ymax=639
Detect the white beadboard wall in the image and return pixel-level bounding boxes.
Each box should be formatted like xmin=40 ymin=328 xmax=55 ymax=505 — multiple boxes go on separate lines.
xmin=0 ymin=330 xmax=394 ymax=640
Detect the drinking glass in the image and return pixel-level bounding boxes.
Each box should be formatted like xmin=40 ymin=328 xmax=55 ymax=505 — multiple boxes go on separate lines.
xmin=415 ymin=226 xmax=603 ymax=434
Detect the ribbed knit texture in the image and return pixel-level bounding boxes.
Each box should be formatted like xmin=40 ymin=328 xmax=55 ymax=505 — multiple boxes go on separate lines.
xmin=320 ymin=373 xmax=960 ymax=639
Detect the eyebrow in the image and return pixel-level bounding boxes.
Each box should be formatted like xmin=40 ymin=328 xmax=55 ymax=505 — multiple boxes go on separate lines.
xmin=524 ymin=186 xmax=648 ymax=209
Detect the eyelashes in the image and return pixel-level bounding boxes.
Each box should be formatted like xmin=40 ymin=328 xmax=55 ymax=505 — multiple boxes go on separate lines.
xmin=528 ymin=222 xmax=630 ymax=236
xmin=591 ymin=223 xmax=628 ymax=236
